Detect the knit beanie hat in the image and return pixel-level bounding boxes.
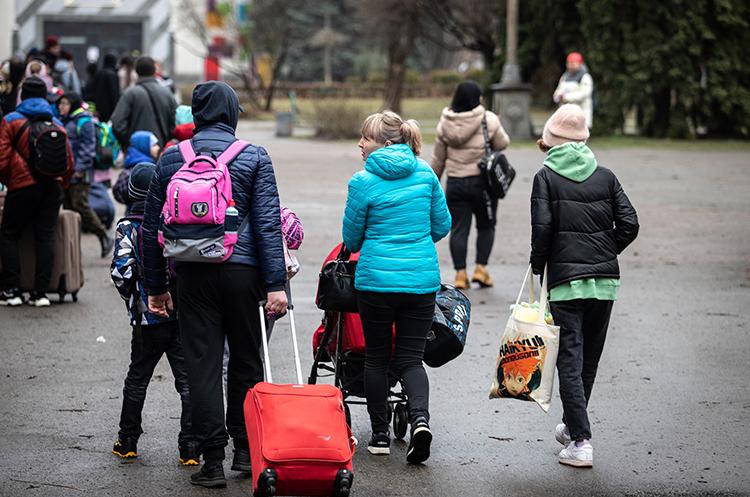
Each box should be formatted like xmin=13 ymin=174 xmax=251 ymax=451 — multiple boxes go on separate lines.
xmin=128 ymin=163 xmax=156 ymax=203
xmin=21 ymin=76 xmax=48 ymax=100
xmin=542 ymin=104 xmax=589 ymax=148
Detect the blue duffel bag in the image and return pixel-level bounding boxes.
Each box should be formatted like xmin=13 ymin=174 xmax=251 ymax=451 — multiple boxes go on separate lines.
xmin=424 ymin=284 xmax=471 ymax=368
xmin=89 ymin=182 xmax=115 ymax=230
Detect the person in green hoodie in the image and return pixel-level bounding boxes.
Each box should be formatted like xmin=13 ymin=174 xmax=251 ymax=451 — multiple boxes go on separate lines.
xmin=531 ymin=104 xmax=639 ymax=468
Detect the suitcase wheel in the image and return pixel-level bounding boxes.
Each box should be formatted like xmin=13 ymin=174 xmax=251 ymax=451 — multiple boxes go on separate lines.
xmin=393 ymin=403 xmax=408 ymax=440
xmin=333 ymin=469 xmax=353 ymax=497
xmin=254 ymin=468 xmax=277 ymax=497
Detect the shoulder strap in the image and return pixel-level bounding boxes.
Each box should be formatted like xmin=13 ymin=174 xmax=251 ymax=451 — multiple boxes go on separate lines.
xmin=217 ymin=139 xmax=249 ymax=164
xmin=481 ymin=113 xmax=492 ymax=155
xmin=140 ymin=83 xmax=168 ymax=144
xmin=11 ymin=119 xmax=33 ymax=151
xmin=76 ymin=116 xmax=92 ymax=136
xmin=178 ymin=140 xmax=196 ymax=162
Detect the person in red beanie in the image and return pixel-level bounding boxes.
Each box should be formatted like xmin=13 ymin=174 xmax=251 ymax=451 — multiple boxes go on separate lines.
xmin=42 ymin=36 xmax=62 ymax=69
xmin=553 ymin=52 xmax=594 ymax=129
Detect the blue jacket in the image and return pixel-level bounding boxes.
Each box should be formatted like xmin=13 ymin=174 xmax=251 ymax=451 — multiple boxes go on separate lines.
xmin=343 ymin=144 xmax=451 ymax=294
xmin=63 ymin=107 xmax=96 ymax=183
xmin=142 ymin=81 xmax=286 ymax=295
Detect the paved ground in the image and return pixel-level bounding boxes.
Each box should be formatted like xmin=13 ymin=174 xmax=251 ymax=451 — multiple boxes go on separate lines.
xmin=1 ymin=121 xmax=749 ymax=497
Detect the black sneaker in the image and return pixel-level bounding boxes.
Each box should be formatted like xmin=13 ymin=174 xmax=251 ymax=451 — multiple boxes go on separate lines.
xmin=179 ymin=444 xmax=200 ymax=466
xmin=190 ymin=461 xmax=226 ymax=488
xmin=112 ymin=438 xmax=138 ymax=458
xmin=367 ymin=432 xmax=391 ymax=455
xmin=99 ymin=234 xmax=114 ymax=258
xmin=231 ymin=447 xmax=252 ymax=472
xmin=0 ymin=288 xmax=24 ymax=307
xmin=406 ymin=418 xmax=432 ymax=464
xmin=27 ymin=291 xmax=50 ymax=307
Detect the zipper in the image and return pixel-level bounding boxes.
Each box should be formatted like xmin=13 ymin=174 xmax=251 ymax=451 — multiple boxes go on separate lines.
xmin=173 ymin=188 xmax=179 ymax=218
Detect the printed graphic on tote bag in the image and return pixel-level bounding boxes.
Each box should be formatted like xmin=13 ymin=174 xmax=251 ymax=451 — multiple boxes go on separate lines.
xmin=493 ymin=337 xmax=547 ymax=401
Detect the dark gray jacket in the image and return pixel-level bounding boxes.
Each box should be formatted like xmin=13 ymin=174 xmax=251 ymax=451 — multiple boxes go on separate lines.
xmin=111 ymin=77 xmax=176 ymax=149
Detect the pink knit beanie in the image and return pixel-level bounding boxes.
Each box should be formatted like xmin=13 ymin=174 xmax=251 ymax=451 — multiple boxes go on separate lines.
xmin=542 ymin=104 xmax=589 ymax=148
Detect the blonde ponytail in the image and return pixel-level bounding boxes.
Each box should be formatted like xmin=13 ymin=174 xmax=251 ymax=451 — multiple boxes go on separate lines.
xmin=361 ymin=110 xmax=423 ymax=156
xmin=399 ymin=119 xmax=422 ymax=156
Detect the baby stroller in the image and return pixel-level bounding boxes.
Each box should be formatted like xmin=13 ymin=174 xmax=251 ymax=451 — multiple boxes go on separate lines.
xmin=308 ymin=244 xmax=411 ymax=440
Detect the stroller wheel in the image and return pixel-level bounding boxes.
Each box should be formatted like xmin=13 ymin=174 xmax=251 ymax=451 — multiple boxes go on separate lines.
xmin=393 ymin=403 xmax=408 ymax=440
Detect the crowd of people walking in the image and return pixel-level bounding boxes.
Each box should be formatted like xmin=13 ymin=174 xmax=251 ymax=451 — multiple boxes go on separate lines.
xmin=1 ymin=39 xmax=637 ymax=489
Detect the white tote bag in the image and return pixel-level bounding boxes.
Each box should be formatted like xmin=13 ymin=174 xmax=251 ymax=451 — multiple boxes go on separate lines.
xmin=489 ymin=265 xmax=560 ymax=412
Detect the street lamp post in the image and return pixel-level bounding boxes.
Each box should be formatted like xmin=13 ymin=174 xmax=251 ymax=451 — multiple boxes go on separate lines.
xmin=491 ymin=0 xmax=533 ymax=139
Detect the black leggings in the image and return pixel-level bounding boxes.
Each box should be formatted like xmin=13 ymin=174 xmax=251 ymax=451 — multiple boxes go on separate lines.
xmin=446 ymin=176 xmax=497 ymax=270
xmin=357 ymin=291 xmax=435 ymax=434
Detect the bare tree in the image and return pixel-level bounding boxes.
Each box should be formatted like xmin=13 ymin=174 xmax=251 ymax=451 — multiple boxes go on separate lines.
xmin=421 ymin=0 xmax=505 ymax=69
xmin=174 ymin=0 xmax=262 ymax=110
xmin=356 ymin=0 xmax=423 ymax=114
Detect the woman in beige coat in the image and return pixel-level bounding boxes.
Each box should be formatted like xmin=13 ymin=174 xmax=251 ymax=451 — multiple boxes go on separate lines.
xmin=431 ymin=81 xmax=510 ymax=289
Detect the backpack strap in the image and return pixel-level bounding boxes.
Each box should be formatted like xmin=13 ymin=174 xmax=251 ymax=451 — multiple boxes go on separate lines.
xmin=178 ymin=139 xmax=196 ymax=162
xmin=217 ymin=139 xmax=249 ymax=164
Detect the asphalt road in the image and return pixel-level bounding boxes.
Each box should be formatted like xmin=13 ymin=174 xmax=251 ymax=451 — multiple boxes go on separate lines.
xmin=1 ymin=122 xmax=748 ymax=497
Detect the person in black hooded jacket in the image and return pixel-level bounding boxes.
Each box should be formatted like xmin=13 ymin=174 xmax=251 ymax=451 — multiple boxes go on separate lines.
xmin=91 ymin=53 xmax=120 ymax=122
xmin=531 ymin=104 xmax=638 ymax=469
xmin=141 ymin=80 xmax=287 ymax=488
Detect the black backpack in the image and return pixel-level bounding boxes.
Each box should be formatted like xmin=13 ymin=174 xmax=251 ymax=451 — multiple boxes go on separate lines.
xmin=12 ymin=115 xmax=69 ymax=179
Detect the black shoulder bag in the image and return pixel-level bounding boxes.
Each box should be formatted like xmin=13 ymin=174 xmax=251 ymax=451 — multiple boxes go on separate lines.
xmin=478 ymin=113 xmax=516 ymax=199
xmin=316 ymin=245 xmax=358 ymax=313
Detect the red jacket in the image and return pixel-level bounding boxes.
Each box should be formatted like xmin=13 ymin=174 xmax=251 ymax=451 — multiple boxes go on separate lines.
xmin=0 ymin=98 xmax=74 ymax=191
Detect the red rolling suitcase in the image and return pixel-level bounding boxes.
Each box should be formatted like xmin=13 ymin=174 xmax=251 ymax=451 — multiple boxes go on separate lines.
xmin=244 ymin=302 xmax=355 ymax=497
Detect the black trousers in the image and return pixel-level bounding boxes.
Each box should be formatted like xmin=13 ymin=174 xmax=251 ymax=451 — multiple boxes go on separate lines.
xmin=0 ymin=182 xmax=63 ymax=291
xmin=118 ymin=320 xmax=194 ymax=446
xmin=177 ymin=263 xmax=265 ymax=461
xmin=445 ymin=176 xmax=497 ymax=270
xmin=357 ymin=291 xmax=435 ymax=434
xmin=550 ymin=299 xmax=614 ymax=441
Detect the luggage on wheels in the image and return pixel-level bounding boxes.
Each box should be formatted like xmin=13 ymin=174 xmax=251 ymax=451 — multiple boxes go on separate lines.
xmin=19 ymin=209 xmax=84 ymax=302
xmin=244 ymin=301 xmax=355 ymax=497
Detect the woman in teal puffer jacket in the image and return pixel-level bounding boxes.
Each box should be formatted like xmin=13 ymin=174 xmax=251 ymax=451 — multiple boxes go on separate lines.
xmin=343 ymin=111 xmax=451 ymax=464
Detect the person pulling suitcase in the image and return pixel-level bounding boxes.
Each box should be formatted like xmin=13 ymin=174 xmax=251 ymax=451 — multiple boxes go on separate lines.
xmin=0 ymin=77 xmax=74 ymax=306
xmin=142 ymin=81 xmax=287 ymax=488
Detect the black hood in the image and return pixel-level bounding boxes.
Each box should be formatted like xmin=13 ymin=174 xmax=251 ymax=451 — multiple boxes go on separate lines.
xmin=102 ymin=53 xmax=118 ymax=69
xmin=192 ymin=81 xmax=241 ymax=131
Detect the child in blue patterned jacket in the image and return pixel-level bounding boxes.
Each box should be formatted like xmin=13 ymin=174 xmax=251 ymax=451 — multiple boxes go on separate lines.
xmin=109 ymin=162 xmax=198 ymax=465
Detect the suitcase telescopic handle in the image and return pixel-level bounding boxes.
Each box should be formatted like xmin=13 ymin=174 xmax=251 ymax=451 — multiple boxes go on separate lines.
xmin=258 ymin=299 xmax=304 ymax=385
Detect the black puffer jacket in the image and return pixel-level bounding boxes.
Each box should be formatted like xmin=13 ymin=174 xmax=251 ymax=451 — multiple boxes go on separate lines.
xmin=141 ymin=81 xmax=286 ymax=295
xmin=530 ymin=155 xmax=639 ymax=289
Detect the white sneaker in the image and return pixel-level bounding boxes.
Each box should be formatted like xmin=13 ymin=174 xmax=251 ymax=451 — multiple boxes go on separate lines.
xmin=558 ymin=440 xmax=593 ymax=468
xmin=27 ymin=293 xmax=51 ymax=307
xmin=555 ymin=423 xmax=571 ymax=445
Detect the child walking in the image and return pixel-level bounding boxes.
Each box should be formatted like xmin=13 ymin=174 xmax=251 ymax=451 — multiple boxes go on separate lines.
xmin=530 ymin=104 xmax=639 ymax=468
xmin=110 ymin=162 xmax=198 ymax=465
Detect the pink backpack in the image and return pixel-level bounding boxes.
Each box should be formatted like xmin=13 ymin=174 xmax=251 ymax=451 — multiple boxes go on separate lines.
xmin=157 ymin=139 xmax=248 ymax=262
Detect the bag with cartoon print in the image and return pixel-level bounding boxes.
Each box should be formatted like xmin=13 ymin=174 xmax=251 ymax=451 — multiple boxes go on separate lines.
xmin=489 ymin=265 xmax=560 ymax=412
